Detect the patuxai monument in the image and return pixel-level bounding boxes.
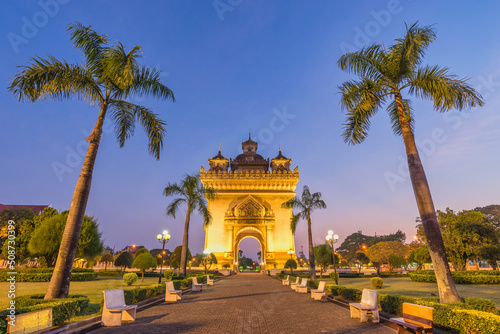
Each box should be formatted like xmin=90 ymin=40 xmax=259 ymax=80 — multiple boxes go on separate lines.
xmin=200 ymin=135 xmax=299 ymax=270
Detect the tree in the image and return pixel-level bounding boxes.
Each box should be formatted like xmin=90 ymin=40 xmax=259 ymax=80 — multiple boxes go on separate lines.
xmin=9 ymin=22 xmax=174 ymax=299
xmin=478 ymin=244 xmax=500 ymax=270
xmin=170 ymin=245 xmax=192 ymax=270
xmin=388 ymin=254 xmax=407 ymax=271
xmin=201 ymin=252 xmax=217 ymax=274
xmin=409 ymin=246 xmax=431 ymax=270
xmin=132 ymin=253 xmax=157 ymax=281
xmin=134 ymin=248 xmax=150 ymax=257
xmin=354 ymin=251 xmax=370 ymax=273
xmin=431 ymin=209 xmax=496 ymax=271
xmin=337 ymin=22 xmax=483 ymax=303
xmin=28 ymin=212 xmax=103 ymax=266
xmin=282 ymin=185 xmax=326 ymax=280
xmin=164 ymin=174 xmax=216 ymax=277
xmin=336 ymin=230 xmax=406 ymax=262
xmin=314 ymin=243 xmax=336 ymax=278
xmin=365 ymin=241 xmax=409 ymax=275
xmin=284 ymin=259 xmax=297 ymax=275
xmin=114 ymin=251 xmax=133 ymax=273
xmin=474 ymin=205 xmax=500 ymax=228
xmin=100 ymin=253 xmax=114 ymax=271
xmin=0 ymin=207 xmax=36 ymax=251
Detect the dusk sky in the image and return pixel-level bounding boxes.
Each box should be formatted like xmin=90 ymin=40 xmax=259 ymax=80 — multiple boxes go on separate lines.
xmin=1 ymin=1 xmax=499 ymax=260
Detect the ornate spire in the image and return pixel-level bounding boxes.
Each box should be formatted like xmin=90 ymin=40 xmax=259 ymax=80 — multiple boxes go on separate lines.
xmin=219 ymin=142 xmax=221 ymax=153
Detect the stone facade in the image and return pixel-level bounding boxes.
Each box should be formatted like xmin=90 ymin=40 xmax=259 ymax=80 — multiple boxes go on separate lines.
xmin=200 ymin=135 xmax=299 ymax=270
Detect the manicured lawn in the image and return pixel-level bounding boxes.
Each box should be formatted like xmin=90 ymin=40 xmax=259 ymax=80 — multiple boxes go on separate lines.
xmin=318 ymin=276 xmax=500 ymax=308
xmin=0 ymin=277 xmax=161 ymax=310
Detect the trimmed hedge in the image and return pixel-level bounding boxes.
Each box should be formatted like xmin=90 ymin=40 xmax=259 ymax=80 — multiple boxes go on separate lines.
xmin=0 ymin=272 xmax=98 ymax=282
xmin=122 ymin=283 xmax=166 ymax=305
xmin=0 ymin=294 xmax=89 ymax=332
xmin=324 ymin=283 xmax=500 ymax=333
xmin=409 ymin=271 xmax=500 ymax=284
xmin=96 ymin=270 xmax=123 ymax=277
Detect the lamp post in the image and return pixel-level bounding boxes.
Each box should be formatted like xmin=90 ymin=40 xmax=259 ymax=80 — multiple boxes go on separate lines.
xmin=157 ymin=230 xmax=171 ymax=284
xmin=326 ymin=230 xmax=339 ymax=285
xmin=287 ymin=249 xmax=295 ymax=275
xmin=203 ymin=248 xmax=211 ymax=274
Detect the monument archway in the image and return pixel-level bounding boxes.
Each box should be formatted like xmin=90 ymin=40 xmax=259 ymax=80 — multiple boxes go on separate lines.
xmin=236 ymin=234 xmax=263 ymax=268
xmin=200 ymin=135 xmax=299 ymax=270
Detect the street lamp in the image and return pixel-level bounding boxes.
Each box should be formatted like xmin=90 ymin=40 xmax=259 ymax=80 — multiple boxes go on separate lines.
xmin=326 ymin=230 xmax=339 ymax=285
xmin=203 ymin=248 xmax=211 ymax=274
xmin=157 ymin=230 xmax=171 ymax=284
xmin=287 ymin=249 xmax=295 ymax=275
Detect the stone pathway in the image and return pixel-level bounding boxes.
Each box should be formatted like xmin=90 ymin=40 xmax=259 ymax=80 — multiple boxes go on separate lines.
xmin=89 ymin=273 xmax=395 ymax=333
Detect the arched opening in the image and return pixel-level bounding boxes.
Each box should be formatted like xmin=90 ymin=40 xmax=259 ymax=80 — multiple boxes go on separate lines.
xmin=237 ymin=236 xmax=262 ymax=272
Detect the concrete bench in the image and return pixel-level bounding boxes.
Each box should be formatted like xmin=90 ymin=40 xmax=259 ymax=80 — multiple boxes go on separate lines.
xmin=310 ymin=281 xmax=326 ymax=300
xmin=389 ymin=303 xmax=433 ymax=333
xmin=290 ymin=277 xmax=300 ymax=290
xmin=7 ymin=308 xmax=52 ymax=334
xmin=165 ymin=281 xmax=182 ymax=302
xmin=282 ymin=275 xmax=290 ymax=286
xmin=349 ymin=289 xmax=379 ymax=323
xmin=192 ymin=277 xmax=203 ymax=292
xmin=295 ymin=278 xmax=309 ymax=293
xmin=101 ymin=289 xmax=137 ymax=327
xmin=206 ymin=275 xmax=214 ymax=286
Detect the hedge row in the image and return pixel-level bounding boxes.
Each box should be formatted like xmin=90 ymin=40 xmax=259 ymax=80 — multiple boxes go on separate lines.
xmin=409 ymin=273 xmax=500 ymax=284
xmin=0 ymin=268 xmax=94 ymax=274
xmin=0 ymin=294 xmax=89 ymax=332
xmin=0 ymin=272 xmax=98 ymax=282
xmin=323 ymin=283 xmax=500 ymax=333
xmin=415 ymin=270 xmax=500 ymax=277
xmin=96 ymin=270 xmax=123 ymax=277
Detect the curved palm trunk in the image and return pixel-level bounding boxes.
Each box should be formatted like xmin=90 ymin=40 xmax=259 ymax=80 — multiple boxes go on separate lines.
xmin=179 ymin=201 xmax=191 ymax=277
xmin=307 ymin=212 xmax=316 ymax=280
xmin=45 ymin=102 xmax=107 ymax=299
xmin=396 ymin=95 xmax=460 ymax=303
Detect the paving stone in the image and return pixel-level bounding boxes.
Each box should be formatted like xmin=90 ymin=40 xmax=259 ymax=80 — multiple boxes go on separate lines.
xmin=89 ymin=274 xmax=394 ymax=334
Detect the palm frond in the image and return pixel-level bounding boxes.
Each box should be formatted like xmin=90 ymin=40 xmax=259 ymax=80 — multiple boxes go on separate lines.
xmin=166 ymin=198 xmax=186 ymax=218
xmin=163 ymin=183 xmax=184 ymax=198
xmin=408 ymin=65 xmax=484 ymax=111
xmin=121 ymin=66 xmax=175 ymax=101
xmin=8 ymin=55 xmax=103 ymax=104
xmin=338 ymin=44 xmax=387 ymax=81
xmin=339 ymin=78 xmax=385 ymax=144
xmin=390 ymin=22 xmax=436 ymax=77
xmin=290 ymin=214 xmax=300 ymax=234
xmin=102 ymin=42 xmax=142 ymax=89
xmin=133 ymin=102 xmax=166 ymax=159
xmin=66 ymin=22 xmax=109 ymax=74
xmin=108 ymin=99 xmax=135 ymax=147
xmin=197 ymin=202 xmax=212 ymax=226
xmin=387 ymin=98 xmax=414 ymax=136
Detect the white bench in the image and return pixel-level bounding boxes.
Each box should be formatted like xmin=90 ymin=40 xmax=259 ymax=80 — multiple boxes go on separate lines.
xmin=206 ymin=275 xmax=214 ymax=286
xmin=290 ymin=277 xmax=300 ymax=290
xmin=349 ymin=289 xmax=379 ymax=323
xmin=310 ymin=281 xmax=326 ymax=300
xmin=282 ymin=275 xmax=290 ymax=286
xmin=165 ymin=281 xmax=182 ymax=302
xmin=295 ymin=278 xmax=309 ymax=293
xmin=101 ymin=289 xmax=137 ymax=327
xmin=192 ymin=277 xmax=203 ymax=291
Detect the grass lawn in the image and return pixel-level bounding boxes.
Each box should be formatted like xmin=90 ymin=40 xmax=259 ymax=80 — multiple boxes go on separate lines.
xmin=318 ymin=276 xmax=500 ymax=308
xmin=0 ymin=277 xmax=161 ymax=310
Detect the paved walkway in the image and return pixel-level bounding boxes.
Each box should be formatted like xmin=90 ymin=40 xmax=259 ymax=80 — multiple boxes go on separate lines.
xmin=89 ymin=274 xmax=395 ymax=334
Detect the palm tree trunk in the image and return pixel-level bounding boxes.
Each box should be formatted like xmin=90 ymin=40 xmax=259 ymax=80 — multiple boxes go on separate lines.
xmin=45 ymin=102 xmax=108 ymax=299
xmin=307 ymin=212 xmax=316 ymax=280
xmin=179 ymin=201 xmax=191 ymax=277
xmin=396 ymin=94 xmax=461 ymax=303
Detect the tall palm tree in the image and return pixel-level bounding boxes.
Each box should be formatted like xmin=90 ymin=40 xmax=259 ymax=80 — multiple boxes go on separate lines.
xmin=337 ymin=22 xmax=483 ymax=303
xmin=282 ymin=185 xmax=326 ymax=280
xmin=9 ymin=22 xmax=174 ymax=299
xmin=164 ymin=174 xmax=216 ymax=277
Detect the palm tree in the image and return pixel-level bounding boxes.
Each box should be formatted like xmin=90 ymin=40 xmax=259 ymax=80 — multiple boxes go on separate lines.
xmin=337 ymin=22 xmax=483 ymax=303
xmin=282 ymin=185 xmax=326 ymax=280
xmin=8 ymin=22 xmax=174 ymax=299
xmin=164 ymin=174 xmax=216 ymax=277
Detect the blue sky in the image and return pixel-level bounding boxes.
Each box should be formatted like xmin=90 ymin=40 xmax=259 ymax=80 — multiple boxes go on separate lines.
xmin=1 ymin=1 xmax=499 ymax=260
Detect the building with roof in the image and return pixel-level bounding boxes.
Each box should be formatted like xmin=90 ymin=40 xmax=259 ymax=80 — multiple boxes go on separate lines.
xmin=200 ymin=134 xmax=299 ymax=270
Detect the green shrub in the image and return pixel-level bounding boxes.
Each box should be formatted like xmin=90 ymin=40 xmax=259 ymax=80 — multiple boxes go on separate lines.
xmin=0 ymin=294 xmax=89 ymax=332
xmin=325 ymin=284 xmax=345 ymax=296
xmin=463 ymin=298 xmax=498 ymax=315
xmin=339 ymin=272 xmax=362 ymax=278
xmin=163 ymin=270 xmax=174 ymax=280
xmin=181 ymin=278 xmax=192 ymax=288
xmin=329 ymin=272 xmax=339 ymax=281
xmin=0 ymin=269 xmax=97 ymax=282
xmin=123 ymin=273 xmax=138 ymax=286
xmin=308 ymin=280 xmax=319 ymax=289
xmin=172 ymin=280 xmax=182 ymax=290
xmin=409 ymin=272 xmax=500 ymax=284
xmin=97 ymin=270 xmax=123 ymax=277
xmin=371 ymin=277 xmax=384 ymax=289
xmin=123 ymin=282 xmax=166 ymax=305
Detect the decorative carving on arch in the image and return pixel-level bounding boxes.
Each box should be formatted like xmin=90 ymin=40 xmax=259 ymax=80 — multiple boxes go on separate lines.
xmin=225 ymin=195 xmax=275 ymax=221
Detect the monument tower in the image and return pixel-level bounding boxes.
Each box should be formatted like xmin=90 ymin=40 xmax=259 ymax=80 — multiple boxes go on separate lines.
xmin=200 ymin=135 xmax=299 ymax=270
